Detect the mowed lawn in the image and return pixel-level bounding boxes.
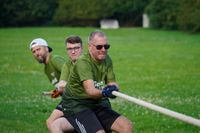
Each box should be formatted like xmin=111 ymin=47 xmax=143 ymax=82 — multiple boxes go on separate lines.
xmin=0 ymin=27 xmax=199 ymax=133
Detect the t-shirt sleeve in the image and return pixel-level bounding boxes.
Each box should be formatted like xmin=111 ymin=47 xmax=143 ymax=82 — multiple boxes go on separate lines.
xmin=106 ymin=56 xmax=116 ymax=83
xmin=52 ymin=55 xmax=66 ymax=72
xmin=75 ymin=59 xmax=93 ymax=82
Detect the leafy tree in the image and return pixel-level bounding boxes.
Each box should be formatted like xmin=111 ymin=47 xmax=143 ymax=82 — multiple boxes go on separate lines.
xmin=53 ymin=0 xmax=149 ymax=26
xmin=111 ymin=0 xmax=150 ymax=26
xmin=145 ymin=0 xmax=200 ymax=32
xmin=177 ymin=0 xmax=200 ymax=32
xmin=0 ymin=0 xmax=57 ymax=27
xmin=145 ymin=0 xmax=180 ymax=30
xmin=53 ymin=0 xmax=114 ymax=26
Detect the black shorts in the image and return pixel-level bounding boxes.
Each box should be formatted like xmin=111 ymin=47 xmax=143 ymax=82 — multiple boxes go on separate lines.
xmin=56 ymin=101 xmax=63 ymax=111
xmin=66 ymin=106 xmax=120 ymax=133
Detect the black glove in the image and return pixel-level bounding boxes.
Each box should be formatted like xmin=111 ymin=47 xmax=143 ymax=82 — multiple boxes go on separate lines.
xmin=102 ymin=85 xmax=119 ymax=98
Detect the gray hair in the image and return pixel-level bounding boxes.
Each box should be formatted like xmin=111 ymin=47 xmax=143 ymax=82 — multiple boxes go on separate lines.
xmin=88 ymin=30 xmax=107 ymax=44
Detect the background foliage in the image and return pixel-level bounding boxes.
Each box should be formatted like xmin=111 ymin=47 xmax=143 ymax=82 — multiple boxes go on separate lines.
xmin=177 ymin=0 xmax=200 ymax=32
xmin=0 ymin=0 xmax=57 ymax=26
xmin=53 ymin=0 xmax=114 ymax=26
xmin=0 ymin=0 xmax=199 ymax=30
xmin=110 ymin=0 xmax=150 ymax=26
xmin=145 ymin=0 xmax=180 ymax=30
xmin=145 ymin=0 xmax=200 ymax=32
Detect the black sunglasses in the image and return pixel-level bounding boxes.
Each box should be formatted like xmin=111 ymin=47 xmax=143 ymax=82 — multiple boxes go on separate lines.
xmin=94 ymin=44 xmax=110 ymax=50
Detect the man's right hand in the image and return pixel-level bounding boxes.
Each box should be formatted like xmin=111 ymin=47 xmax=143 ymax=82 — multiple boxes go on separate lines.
xmin=51 ymin=89 xmax=62 ymax=98
xmin=56 ymin=80 xmax=67 ymax=92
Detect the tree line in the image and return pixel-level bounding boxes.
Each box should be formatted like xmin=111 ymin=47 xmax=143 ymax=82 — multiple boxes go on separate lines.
xmin=0 ymin=0 xmax=199 ymax=32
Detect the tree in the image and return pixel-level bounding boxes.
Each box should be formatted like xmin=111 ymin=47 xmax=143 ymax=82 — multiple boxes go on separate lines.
xmin=145 ymin=0 xmax=179 ymax=30
xmin=53 ymin=0 xmax=114 ymax=26
xmin=0 ymin=0 xmax=57 ymax=27
xmin=177 ymin=0 xmax=200 ymax=32
xmin=111 ymin=0 xmax=150 ymax=26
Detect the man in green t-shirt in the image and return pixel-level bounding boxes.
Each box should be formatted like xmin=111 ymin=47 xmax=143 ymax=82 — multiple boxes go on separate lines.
xmin=30 ymin=38 xmax=64 ymax=87
xmin=50 ymin=36 xmax=84 ymax=132
xmin=60 ymin=31 xmax=133 ymax=133
xmin=30 ymin=37 xmax=83 ymax=132
xmin=30 ymin=38 xmax=65 ymax=131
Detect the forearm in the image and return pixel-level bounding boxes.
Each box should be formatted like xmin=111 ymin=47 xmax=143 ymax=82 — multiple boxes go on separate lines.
xmin=86 ymin=87 xmax=103 ymax=99
xmin=83 ymin=80 xmax=103 ymax=99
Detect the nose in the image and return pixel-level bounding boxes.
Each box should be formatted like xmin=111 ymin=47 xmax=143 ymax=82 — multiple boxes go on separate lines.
xmin=101 ymin=47 xmax=106 ymax=51
xmin=35 ymin=51 xmax=40 ymax=56
xmin=71 ymin=49 xmax=76 ymax=53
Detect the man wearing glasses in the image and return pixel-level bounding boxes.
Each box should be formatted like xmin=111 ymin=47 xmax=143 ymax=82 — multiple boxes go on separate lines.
xmin=59 ymin=30 xmax=133 ymax=133
xmin=47 ymin=35 xmax=83 ymax=132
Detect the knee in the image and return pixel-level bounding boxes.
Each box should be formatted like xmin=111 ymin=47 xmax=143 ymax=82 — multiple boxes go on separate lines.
xmin=112 ymin=117 xmax=133 ymax=133
xmin=126 ymin=121 xmax=133 ymax=132
xmin=46 ymin=119 xmax=50 ymax=128
xmin=46 ymin=118 xmax=53 ymax=130
xmin=96 ymin=130 xmax=105 ymax=133
xmin=121 ymin=120 xmax=133 ymax=133
xmin=47 ymin=120 xmax=61 ymax=133
xmin=50 ymin=122 xmax=61 ymax=133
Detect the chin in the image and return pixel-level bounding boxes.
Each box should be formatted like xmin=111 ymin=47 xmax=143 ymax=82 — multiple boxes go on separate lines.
xmin=37 ymin=58 xmax=45 ymax=63
xmin=98 ymin=55 xmax=106 ymax=61
xmin=38 ymin=60 xmax=44 ymax=63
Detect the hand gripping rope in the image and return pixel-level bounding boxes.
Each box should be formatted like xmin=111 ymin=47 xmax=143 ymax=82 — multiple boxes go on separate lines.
xmin=112 ymin=91 xmax=200 ymax=127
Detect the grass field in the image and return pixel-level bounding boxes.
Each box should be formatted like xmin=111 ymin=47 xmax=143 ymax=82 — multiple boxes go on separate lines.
xmin=0 ymin=27 xmax=200 ymax=133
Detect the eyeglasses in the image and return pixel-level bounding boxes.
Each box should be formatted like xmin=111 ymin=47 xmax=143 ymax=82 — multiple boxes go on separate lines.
xmin=93 ymin=44 xmax=110 ymax=50
xmin=67 ymin=46 xmax=80 ymax=52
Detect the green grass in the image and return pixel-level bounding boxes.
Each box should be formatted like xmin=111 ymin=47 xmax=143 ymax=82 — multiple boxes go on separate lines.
xmin=0 ymin=27 xmax=200 ymax=133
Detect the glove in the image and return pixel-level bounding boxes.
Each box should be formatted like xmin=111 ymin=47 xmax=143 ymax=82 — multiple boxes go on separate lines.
xmin=102 ymin=85 xmax=119 ymax=98
xmin=51 ymin=89 xmax=62 ymax=98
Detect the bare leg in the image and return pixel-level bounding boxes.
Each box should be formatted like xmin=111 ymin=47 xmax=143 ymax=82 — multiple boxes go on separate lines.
xmin=51 ymin=117 xmax=74 ymax=133
xmin=46 ymin=109 xmax=64 ymax=132
xmin=96 ymin=130 xmax=105 ymax=133
xmin=51 ymin=117 xmax=107 ymax=133
xmin=111 ymin=116 xmax=133 ymax=133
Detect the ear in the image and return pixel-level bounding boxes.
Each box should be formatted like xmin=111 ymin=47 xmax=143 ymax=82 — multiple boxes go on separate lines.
xmin=88 ymin=44 xmax=92 ymax=50
xmin=45 ymin=46 xmax=49 ymax=52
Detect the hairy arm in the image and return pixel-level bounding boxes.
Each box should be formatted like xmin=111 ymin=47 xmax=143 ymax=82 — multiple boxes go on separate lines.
xmin=83 ymin=79 xmax=103 ymax=99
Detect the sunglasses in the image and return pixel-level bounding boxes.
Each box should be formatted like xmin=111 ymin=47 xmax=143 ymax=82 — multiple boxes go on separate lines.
xmin=93 ymin=44 xmax=110 ymax=50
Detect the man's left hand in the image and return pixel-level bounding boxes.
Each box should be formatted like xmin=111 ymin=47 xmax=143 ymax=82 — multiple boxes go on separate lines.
xmin=102 ymin=85 xmax=119 ymax=98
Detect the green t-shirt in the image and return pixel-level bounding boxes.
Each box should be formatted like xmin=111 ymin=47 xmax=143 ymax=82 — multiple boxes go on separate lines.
xmin=62 ymin=52 xmax=116 ymax=116
xmin=44 ymin=54 xmax=65 ymax=86
xmin=60 ymin=60 xmax=74 ymax=81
